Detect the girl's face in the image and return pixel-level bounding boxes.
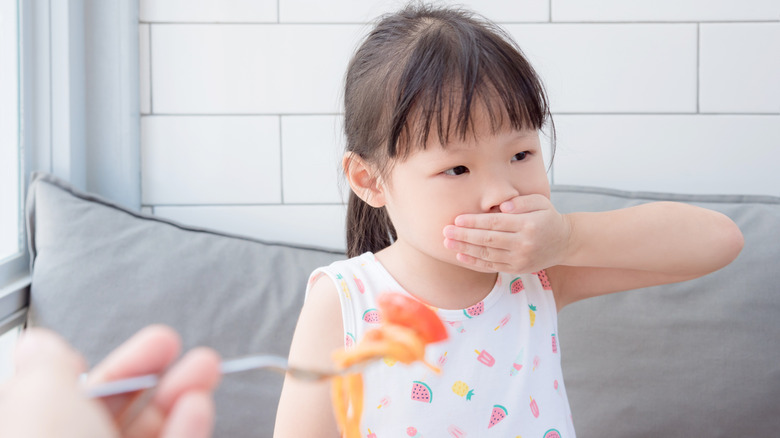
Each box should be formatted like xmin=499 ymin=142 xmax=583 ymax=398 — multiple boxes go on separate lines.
xmin=380 ymin=115 xmax=550 ymax=268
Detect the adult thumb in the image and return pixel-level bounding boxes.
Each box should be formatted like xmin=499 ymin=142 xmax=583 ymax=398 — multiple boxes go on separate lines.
xmin=14 ymin=328 xmax=86 ymax=378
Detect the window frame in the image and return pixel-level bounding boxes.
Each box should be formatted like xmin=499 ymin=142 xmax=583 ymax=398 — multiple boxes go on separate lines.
xmin=0 ymin=0 xmax=30 ymax=339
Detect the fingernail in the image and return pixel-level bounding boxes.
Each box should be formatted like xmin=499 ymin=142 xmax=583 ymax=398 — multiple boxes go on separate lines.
xmin=443 ymin=227 xmax=456 ymax=238
xmin=500 ymin=201 xmax=514 ymax=212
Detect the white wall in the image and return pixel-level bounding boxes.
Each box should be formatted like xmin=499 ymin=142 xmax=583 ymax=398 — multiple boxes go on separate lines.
xmin=139 ymin=0 xmax=780 ymax=250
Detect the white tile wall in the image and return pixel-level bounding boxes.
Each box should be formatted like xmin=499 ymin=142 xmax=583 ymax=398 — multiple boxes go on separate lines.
xmin=139 ymin=24 xmax=151 ymax=114
xmin=141 ymin=116 xmax=281 ymax=204
xmin=700 ymin=23 xmax=780 ymax=113
xmin=154 ymin=204 xmax=347 ymax=250
xmin=151 ymin=24 xmax=364 ymax=114
xmin=506 ymin=24 xmax=698 ymax=113
xmin=552 ymin=115 xmax=780 ymax=195
xmin=553 ymin=0 xmax=780 ymax=22
xmin=279 ymin=0 xmax=549 ymax=23
xmin=139 ymin=1 xmax=780 ymax=248
xmin=140 ymin=0 xmax=277 ymax=23
xmin=281 ymin=116 xmax=348 ymax=204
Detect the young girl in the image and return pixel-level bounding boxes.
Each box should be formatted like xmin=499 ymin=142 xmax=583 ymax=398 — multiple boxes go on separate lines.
xmin=274 ymin=4 xmax=743 ymax=437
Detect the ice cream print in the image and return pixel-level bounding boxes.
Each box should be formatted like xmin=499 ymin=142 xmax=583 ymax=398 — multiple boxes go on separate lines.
xmin=298 ymin=265 xmax=576 ymax=435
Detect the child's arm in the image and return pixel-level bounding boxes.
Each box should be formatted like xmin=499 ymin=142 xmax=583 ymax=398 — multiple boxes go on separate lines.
xmin=273 ymin=277 xmax=343 ymax=438
xmin=443 ymin=195 xmax=744 ymax=310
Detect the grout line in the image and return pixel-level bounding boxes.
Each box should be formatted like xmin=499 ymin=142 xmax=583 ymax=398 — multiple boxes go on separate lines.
xmin=149 ymin=24 xmax=154 ymax=114
xmin=136 ymin=112 xmax=780 ymax=117
xmin=142 ymin=113 xmax=345 ymax=117
xmin=278 ymin=115 xmax=284 ymax=203
xmin=548 ymin=0 xmax=552 ymax=22
xmin=696 ymin=23 xmax=700 ymax=113
xmin=150 ymin=202 xmax=346 ymax=208
xmin=135 ymin=19 xmax=780 ymax=25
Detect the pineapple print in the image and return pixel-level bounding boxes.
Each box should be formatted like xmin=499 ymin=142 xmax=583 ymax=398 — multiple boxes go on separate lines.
xmin=452 ymin=381 xmax=475 ymax=401
xmin=528 ymin=304 xmax=537 ymax=327
xmin=336 ymin=273 xmax=350 ymax=299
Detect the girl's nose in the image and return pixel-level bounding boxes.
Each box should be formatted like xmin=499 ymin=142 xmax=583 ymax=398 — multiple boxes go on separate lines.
xmin=481 ymin=175 xmax=520 ymax=213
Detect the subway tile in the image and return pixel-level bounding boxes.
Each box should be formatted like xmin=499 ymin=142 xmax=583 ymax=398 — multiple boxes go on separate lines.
xmin=279 ymin=0 xmax=549 ymax=23
xmin=153 ymin=204 xmax=347 ymax=250
xmin=551 ymin=115 xmax=780 ymax=196
xmin=140 ymin=0 xmax=277 ymax=23
xmin=139 ymin=24 xmax=151 ymax=114
xmin=505 ymin=24 xmax=698 ymax=113
xmin=281 ymin=116 xmax=349 ymax=204
xmin=700 ymin=23 xmax=780 ymax=114
xmin=151 ymin=24 xmax=363 ymax=114
xmin=141 ymin=116 xmax=281 ymax=204
xmin=553 ymin=0 xmax=780 ymax=22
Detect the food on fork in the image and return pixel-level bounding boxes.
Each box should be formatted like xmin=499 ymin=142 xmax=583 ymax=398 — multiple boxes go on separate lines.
xmin=330 ymin=292 xmax=448 ymax=438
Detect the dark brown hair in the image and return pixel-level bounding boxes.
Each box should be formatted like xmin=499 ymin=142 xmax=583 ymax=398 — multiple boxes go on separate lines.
xmin=343 ymin=3 xmax=554 ymax=257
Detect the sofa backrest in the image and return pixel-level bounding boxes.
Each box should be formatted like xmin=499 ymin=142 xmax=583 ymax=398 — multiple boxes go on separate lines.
xmin=26 ymin=172 xmax=343 ymax=437
xmin=26 ymin=173 xmax=780 ymax=437
xmin=553 ymin=186 xmax=780 ymax=437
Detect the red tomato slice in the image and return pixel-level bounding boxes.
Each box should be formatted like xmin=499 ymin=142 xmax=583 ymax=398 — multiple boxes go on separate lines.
xmin=377 ymin=293 xmax=448 ymax=344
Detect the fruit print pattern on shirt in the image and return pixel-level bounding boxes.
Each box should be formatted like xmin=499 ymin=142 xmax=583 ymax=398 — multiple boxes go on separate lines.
xmin=308 ymin=257 xmax=575 ymax=437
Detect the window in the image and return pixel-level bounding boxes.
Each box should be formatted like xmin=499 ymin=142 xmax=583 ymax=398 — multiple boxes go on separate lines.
xmin=0 ymin=0 xmax=20 ymax=264
xmin=0 ymin=0 xmax=22 ymax=382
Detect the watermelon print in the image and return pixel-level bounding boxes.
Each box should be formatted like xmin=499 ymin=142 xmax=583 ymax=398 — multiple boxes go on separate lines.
xmin=488 ymin=404 xmax=508 ymax=428
xmin=411 ymin=381 xmax=432 ymax=403
xmin=543 ymin=429 xmax=562 ymax=438
xmin=345 ymin=332 xmax=355 ymax=349
xmin=535 ymin=270 xmax=552 ymax=290
xmin=510 ymin=277 xmax=524 ymax=294
xmin=362 ymin=308 xmax=381 ymax=324
xmin=463 ymin=301 xmax=484 ymax=318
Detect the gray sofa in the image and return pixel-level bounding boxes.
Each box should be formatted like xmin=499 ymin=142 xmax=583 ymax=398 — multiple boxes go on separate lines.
xmin=23 ymin=172 xmax=780 ymax=437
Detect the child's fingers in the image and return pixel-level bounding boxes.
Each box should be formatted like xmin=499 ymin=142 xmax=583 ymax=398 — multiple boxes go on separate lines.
xmin=444 ymin=237 xmax=516 ymax=266
xmin=498 ymin=194 xmax=551 ymax=214
xmin=454 ymin=252 xmax=515 ymax=273
xmin=443 ymin=226 xmax=514 ymax=250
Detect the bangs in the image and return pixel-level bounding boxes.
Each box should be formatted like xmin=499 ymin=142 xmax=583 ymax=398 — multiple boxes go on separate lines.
xmin=386 ymin=13 xmax=550 ymax=158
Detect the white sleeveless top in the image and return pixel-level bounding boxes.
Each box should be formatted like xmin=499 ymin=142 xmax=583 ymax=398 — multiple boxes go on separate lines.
xmin=307 ymin=252 xmax=576 ymax=438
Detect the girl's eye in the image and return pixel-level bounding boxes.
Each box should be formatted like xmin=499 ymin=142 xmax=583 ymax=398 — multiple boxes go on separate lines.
xmin=512 ymin=151 xmax=529 ymax=161
xmin=444 ymin=165 xmax=470 ymax=176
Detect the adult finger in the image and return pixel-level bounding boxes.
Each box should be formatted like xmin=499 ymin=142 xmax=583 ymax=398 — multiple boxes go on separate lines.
xmin=108 ymin=348 xmax=220 ymax=438
xmin=120 ymin=349 xmax=220 ymax=437
xmin=87 ymin=325 xmax=181 ymax=384
xmin=86 ymin=325 xmax=181 ymax=417
xmin=160 ymin=391 xmax=215 ymax=438
xmin=153 ymin=347 xmax=221 ymax=414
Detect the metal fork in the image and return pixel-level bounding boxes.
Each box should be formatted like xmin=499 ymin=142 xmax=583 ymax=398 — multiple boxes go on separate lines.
xmin=85 ymin=354 xmax=365 ymax=399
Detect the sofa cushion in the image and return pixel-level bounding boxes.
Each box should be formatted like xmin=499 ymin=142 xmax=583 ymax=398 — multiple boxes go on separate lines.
xmin=25 ymin=172 xmax=343 ymax=438
xmin=551 ymin=185 xmax=780 ymax=437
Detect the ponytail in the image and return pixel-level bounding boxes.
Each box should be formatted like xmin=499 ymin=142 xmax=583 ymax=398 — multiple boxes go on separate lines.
xmin=346 ymin=191 xmax=397 ymax=258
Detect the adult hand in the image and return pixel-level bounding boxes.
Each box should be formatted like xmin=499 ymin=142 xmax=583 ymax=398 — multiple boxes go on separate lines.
xmin=442 ymin=194 xmax=572 ymax=274
xmin=0 ymin=325 xmax=221 ymax=438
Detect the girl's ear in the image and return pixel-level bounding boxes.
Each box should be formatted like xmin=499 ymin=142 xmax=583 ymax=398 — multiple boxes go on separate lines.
xmin=343 ymin=152 xmax=386 ymax=208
